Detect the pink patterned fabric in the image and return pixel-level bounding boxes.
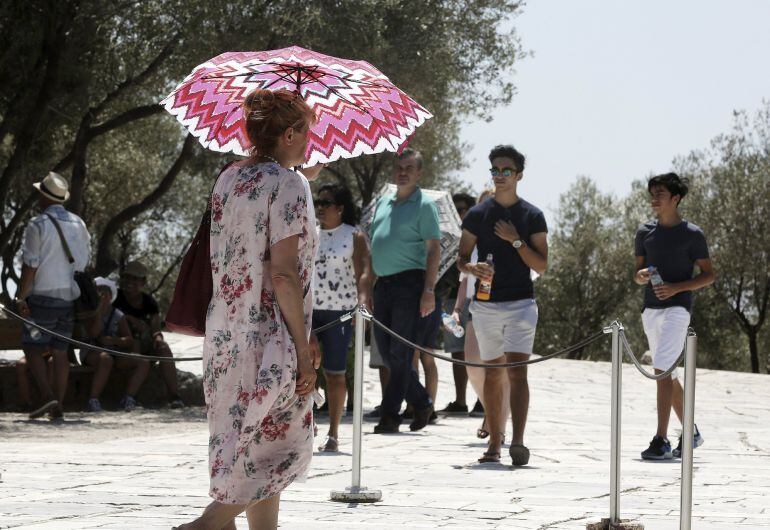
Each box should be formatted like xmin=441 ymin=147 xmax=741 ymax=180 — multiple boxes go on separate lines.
xmin=161 ymin=46 xmax=432 ymax=165
xmin=204 ymin=161 xmax=317 ymax=504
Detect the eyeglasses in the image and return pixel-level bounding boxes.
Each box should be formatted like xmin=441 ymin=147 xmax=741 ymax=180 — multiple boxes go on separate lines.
xmin=489 ymin=167 xmax=518 ymax=178
xmin=315 ymin=199 xmax=337 ymax=207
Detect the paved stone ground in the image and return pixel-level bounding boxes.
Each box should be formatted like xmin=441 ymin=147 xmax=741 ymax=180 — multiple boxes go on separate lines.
xmin=1 ymin=334 xmax=769 ymax=529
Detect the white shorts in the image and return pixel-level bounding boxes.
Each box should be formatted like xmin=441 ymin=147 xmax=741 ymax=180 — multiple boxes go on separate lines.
xmin=641 ymin=306 xmax=690 ymax=378
xmin=470 ymin=299 xmax=538 ymax=361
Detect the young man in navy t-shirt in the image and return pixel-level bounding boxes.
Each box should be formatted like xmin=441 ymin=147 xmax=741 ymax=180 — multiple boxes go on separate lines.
xmin=458 ymin=145 xmax=548 ymax=466
xmin=634 ymin=173 xmax=715 ymax=460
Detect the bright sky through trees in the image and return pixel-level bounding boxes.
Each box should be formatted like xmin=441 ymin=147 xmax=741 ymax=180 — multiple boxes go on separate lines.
xmin=458 ymin=0 xmax=770 ymax=220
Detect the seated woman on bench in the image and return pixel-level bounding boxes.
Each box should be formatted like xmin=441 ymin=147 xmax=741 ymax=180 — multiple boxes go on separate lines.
xmin=80 ymin=277 xmax=149 ymax=412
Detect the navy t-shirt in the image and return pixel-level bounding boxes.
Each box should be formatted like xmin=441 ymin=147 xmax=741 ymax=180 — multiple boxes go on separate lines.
xmin=114 ymin=289 xmax=160 ymax=324
xmin=634 ymin=220 xmax=710 ymax=312
xmin=462 ymin=198 xmax=547 ymax=302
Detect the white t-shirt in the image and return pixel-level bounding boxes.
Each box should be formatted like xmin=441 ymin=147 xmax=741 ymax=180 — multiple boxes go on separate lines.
xmin=314 ymin=223 xmax=357 ymax=311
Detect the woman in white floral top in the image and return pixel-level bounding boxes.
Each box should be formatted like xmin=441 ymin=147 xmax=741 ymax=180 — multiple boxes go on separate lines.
xmin=176 ymin=89 xmax=320 ymax=530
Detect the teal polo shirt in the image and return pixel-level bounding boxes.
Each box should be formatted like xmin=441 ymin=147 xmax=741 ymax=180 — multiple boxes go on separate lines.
xmin=369 ymin=187 xmax=441 ymax=277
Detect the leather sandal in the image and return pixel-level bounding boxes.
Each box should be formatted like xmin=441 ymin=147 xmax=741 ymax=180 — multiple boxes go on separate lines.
xmin=476 ymin=418 xmax=489 ymax=439
xmin=478 ymin=450 xmax=501 ymax=463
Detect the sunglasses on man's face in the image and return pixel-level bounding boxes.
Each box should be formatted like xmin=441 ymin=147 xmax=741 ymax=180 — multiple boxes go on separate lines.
xmin=489 ymin=167 xmax=518 ymax=178
xmin=315 ymin=199 xmax=337 ymax=208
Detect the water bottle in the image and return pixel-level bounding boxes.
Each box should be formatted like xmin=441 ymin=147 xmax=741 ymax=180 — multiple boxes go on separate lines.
xmin=648 ymin=266 xmax=664 ymax=286
xmin=441 ymin=312 xmax=465 ymax=338
xmin=476 ymin=253 xmax=494 ymax=300
xmin=26 ymin=322 xmax=41 ymax=340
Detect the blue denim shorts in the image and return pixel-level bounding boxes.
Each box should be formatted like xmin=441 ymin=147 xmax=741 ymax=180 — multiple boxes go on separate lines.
xmin=313 ymin=309 xmax=353 ymax=374
xmin=21 ymin=295 xmax=75 ymax=351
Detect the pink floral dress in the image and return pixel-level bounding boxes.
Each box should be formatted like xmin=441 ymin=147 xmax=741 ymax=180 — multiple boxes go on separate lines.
xmin=204 ymin=161 xmax=317 ymax=504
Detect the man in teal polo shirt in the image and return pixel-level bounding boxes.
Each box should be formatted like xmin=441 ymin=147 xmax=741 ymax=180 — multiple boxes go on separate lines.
xmin=370 ymin=148 xmax=441 ymax=433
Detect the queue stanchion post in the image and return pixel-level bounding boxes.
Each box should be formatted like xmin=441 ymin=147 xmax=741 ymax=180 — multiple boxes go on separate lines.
xmin=680 ymin=330 xmax=697 ymax=530
xmin=331 ymin=306 xmax=381 ymax=503
xmin=609 ymin=321 xmax=623 ymax=526
xmin=588 ymin=322 xmax=645 ymax=530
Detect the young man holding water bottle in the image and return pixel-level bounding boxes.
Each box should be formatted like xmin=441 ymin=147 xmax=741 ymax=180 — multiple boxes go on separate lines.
xmin=457 ymin=145 xmax=548 ymax=465
xmin=634 ymin=172 xmax=714 ymax=460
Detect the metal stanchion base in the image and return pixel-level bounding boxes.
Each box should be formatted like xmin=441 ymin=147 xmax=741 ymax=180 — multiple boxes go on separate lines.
xmin=586 ymin=518 xmax=644 ymax=529
xmin=330 ymin=486 xmax=382 ymax=503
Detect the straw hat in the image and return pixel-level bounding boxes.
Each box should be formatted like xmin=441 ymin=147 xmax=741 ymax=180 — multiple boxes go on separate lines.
xmin=32 ymin=172 xmax=70 ymax=203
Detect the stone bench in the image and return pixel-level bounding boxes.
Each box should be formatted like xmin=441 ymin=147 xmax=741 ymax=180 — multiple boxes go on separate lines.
xmin=0 ymin=317 xmax=203 ymax=411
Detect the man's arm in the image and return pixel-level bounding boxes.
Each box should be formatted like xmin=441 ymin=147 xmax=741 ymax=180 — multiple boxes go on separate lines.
xmin=457 ymin=229 xmax=492 ymax=281
xmin=16 ymin=264 xmax=37 ymax=301
xmin=652 ymin=258 xmax=715 ymax=301
xmin=99 ymin=317 xmax=134 ymax=350
xmin=493 ymin=221 xmax=548 ymax=275
xmin=15 ymin=264 xmax=37 ymax=317
xmin=634 ymin=256 xmax=651 ymax=285
xmin=16 ymin=222 xmax=41 ymax=316
xmin=424 ymin=238 xmax=440 ymax=292
xmin=149 ymin=313 xmax=165 ymax=342
xmin=420 ymin=238 xmax=440 ymax=317
xmin=523 ymin=232 xmax=548 ymax=276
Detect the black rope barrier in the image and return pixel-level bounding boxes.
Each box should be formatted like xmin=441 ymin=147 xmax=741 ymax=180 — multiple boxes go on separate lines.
xmin=0 ymin=303 xmax=355 ymax=364
xmin=366 ymin=312 xmax=607 ymax=368
xmin=312 ymin=306 xmax=356 ymax=334
xmin=4 ymin=299 xmax=682 ymax=377
xmin=619 ymin=329 xmax=684 ymax=380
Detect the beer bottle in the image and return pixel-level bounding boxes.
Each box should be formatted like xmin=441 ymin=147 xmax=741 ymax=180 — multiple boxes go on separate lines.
xmin=476 ymin=253 xmax=494 ymax=301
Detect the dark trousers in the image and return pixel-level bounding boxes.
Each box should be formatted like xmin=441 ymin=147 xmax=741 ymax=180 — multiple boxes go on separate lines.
xmin=373 ymin=270 xmax=432 ymax=420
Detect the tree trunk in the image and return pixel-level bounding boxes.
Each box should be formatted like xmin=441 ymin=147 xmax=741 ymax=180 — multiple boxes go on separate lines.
xmin=66 ymin=114 xmax=95 ymax=216
xmin=94 ymin=134 xmax=196 ymax=276
xmin=748 ymin=329 xmax=759 ymax=374
xmin=0 ymin=5 xmax=71 ymax=207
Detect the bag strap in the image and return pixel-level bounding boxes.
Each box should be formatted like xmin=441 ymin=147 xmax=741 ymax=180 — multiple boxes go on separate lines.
xmin=45 ymin=213 xmax=75 ymax=264
xmin=207 ymin=161 xmax=237 ymax=211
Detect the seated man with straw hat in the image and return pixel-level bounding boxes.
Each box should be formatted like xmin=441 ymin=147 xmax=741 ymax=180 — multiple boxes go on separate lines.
xmin=15 ymin=172 xmax=91 ymax=421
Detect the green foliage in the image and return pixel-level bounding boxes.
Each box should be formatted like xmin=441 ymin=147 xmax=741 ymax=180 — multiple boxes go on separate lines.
xmin=539 ymin=103 xmax=770 ymax=373
xmin=674 ymin=103 xmax=770 ymax=373
xmin=0 ymin=0 xmax=526 ymax=309
xmin=535 ymin=177 xmax=635 ymax=360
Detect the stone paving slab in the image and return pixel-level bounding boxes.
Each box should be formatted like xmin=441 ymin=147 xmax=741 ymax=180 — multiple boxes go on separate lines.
xmin=1 ymin=337 xmax=769 ymax=529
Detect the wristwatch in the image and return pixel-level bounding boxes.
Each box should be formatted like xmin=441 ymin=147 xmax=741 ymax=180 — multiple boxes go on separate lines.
xmin=424 ymin=286 xmax=435 ymax=294
xmin=512 ymin=239 xmax=524 ymax=249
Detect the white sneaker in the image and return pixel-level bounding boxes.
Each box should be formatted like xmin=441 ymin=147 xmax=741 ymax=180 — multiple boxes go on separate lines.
xmin=87 ymin=398 xmax=103 ymax=412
